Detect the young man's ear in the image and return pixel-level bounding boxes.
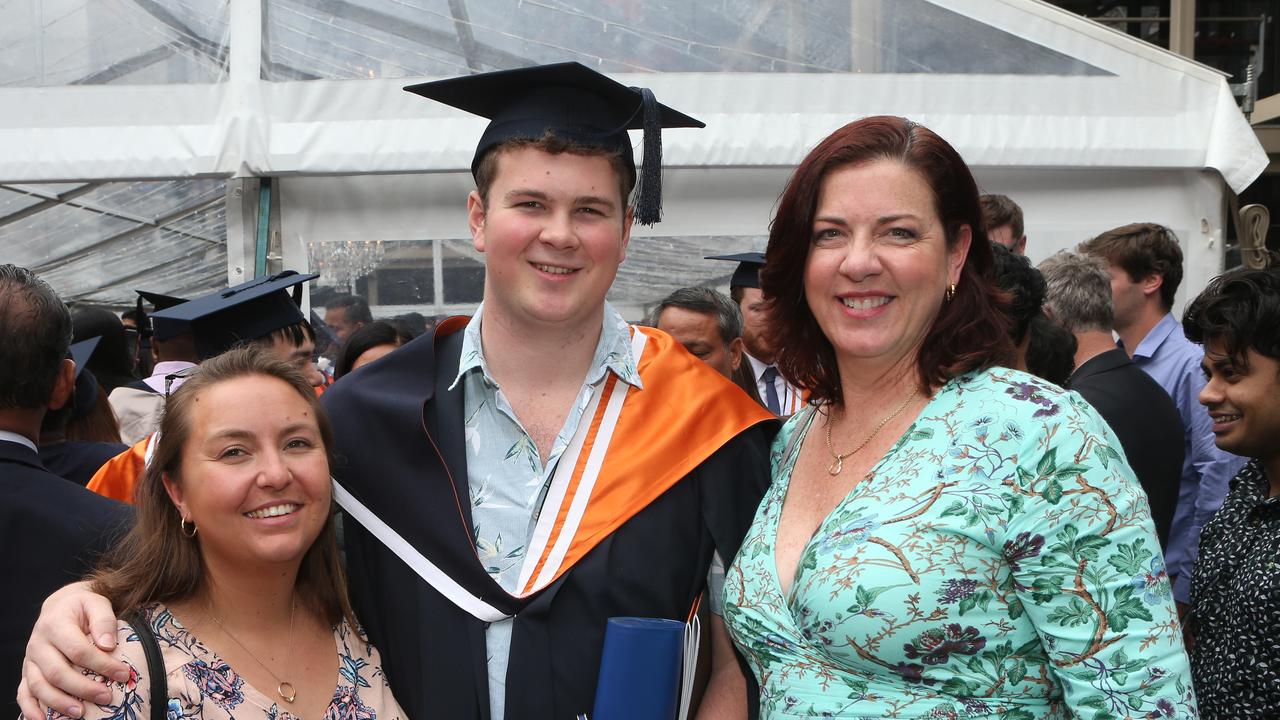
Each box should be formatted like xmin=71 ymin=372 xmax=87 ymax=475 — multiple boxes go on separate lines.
xmin=1140 ymin=272 xmax=1164 ymax=299
xmin=467 ymin=190 xmax=487 ymax=253
xmin=47 ymin=358 xmax=76 ymax=411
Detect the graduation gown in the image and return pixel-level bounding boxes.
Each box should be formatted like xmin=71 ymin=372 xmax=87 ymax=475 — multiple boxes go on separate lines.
xmin=322 ymin=321 xmax=777 ymax=720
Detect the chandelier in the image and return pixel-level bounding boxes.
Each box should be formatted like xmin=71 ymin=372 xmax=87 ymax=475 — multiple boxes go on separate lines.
xmin=308 ymin=240 xmax=386 ymax=294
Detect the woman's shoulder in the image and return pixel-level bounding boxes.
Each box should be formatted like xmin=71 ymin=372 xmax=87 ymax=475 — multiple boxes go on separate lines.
xmin=945 ymin=366 xmax=1098 ymax=425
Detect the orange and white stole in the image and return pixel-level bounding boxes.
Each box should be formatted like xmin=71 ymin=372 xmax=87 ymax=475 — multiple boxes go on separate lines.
xmin=334 ymin=325 xmax=773 ymax=622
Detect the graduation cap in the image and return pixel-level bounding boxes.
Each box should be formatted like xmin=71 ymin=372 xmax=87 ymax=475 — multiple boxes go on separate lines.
xmin=404 ymin=61 xmax=704 ymax=226
xmin=151 ymin=271 xmax=318 ymax=360
xmin=706 ymin=252 xmax=765 ymax=289
xmin=135 ymin=290 xmax=190 ymax=341
xmin=68 ymin=336 xmax=101 ymax=417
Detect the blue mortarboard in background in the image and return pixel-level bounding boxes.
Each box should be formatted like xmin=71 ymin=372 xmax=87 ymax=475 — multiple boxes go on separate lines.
xmin=404 ymin=61 xmax=704 ymax=226
xmin=706 ymin=252 xmax=765 ymax=290
xmin=136 ymin=290 xmax=190 ymax=341
xmin=151 ymin=271 xmax=318 ymax=359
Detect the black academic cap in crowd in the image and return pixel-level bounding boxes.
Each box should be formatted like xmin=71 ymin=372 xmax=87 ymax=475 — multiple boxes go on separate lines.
xmin=136 ymin=290 xmax=191 ymax=342
xmin=706 ymin=252 xmax=765 ymax=289
xmin=404 ymin=61 xmax=704 ymax=226
xmin=68 ymin=336 xmax=101 ymax=415
xmin=151 ymin=271 xmax=318 ymax=360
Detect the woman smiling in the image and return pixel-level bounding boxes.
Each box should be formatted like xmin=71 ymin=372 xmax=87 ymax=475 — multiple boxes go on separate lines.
xmin=59 ymin=347 xmax=403 ymax=720
xmin=722 ymin=116 xmax=1195 ymax=718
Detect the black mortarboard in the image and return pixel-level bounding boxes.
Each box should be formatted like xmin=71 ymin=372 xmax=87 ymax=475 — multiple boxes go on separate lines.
xmin=151 ymin=271 xmax=318 ymax=359
xmin=706 ymin=252 xmax=765 ymax=289
xmin=404 ymin=61 xmax=704 ymax=226
xmin=68 ymin=337 xmax=101 ymax=416
xmin=135 ymin=290 xmax=190 ymax=342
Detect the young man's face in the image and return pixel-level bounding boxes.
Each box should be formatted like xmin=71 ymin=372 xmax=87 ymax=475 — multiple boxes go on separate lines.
xmin=468 ymin=146 xmax=631 ymax=331
xmin=268 ymin=334 xmax=324 ymax=387
xmin=1199 ymin=338 xmax=1280 ymax=460
xmin=655 ymin=306 xmax=742 ymax=379
xmin=324 ymin=306 xmax=362 ymax=343
xmin=1106 ymin=264 xmax=1149 ymax=331
xmin=737 ymin=286 xmax=773 ymax=363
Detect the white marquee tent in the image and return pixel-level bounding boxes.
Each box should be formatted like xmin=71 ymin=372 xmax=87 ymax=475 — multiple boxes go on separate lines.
xmin=0 ymin=0 xmax=1267 ymax=319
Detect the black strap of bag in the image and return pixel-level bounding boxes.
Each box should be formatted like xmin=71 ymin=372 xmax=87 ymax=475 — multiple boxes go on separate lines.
xmin=121 ymin=609 xmax=167 ymax=720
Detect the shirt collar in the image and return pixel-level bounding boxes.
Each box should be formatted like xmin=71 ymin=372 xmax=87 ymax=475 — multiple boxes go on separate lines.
xmin=450 ymin=302 xmax=643 ymax=392
xmin=0 ymin=429 xmax=38 ymax=454
xmin=144 ymin=360 xmax=199 ymax=394
xmin=1130 ymin=313 xmax=1180 ymax=360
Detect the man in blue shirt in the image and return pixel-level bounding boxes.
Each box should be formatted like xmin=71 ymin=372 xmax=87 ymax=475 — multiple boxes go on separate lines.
xmin=1080 ymin=223 xmax=1245 ymax=608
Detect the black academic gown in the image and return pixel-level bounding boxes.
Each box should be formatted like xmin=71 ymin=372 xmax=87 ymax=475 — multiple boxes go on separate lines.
xmin=0 ymin=440 xmax=132 ymax=720
xmin=39 ymin=441 xmax=129 ymax=486
xmin=1068 ymin=348 xmax=1184 ymax=546
xmin=323 ymin=326 xmax=776 ymax=720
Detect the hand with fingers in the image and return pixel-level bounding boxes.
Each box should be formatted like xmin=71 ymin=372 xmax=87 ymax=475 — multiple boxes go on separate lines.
xmin=16 ymin=583 xmax=125 ymax=720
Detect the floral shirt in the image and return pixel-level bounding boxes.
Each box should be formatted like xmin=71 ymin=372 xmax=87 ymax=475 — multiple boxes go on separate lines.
xmin=450 ymin=302 xmax=641 ymax=720
xmin=1190 ymin=459 xmax=1280 ymax=718
xmin=723 ymin=368 xmax=1197 ymax=719
xmin=50 ymin=603 xmax=403 ymax=720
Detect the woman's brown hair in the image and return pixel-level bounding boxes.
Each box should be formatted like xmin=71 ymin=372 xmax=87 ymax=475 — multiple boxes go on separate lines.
xmin=761 ymin=115 xmax=1012 ymax=406
xmin=88 ymin=346 xmax=357 ymax=631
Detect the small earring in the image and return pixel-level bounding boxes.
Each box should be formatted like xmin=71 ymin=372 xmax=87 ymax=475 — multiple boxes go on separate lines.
xmin=944 ymin=283 xmax=957 ymax=303
xmin=180 ymin=516 xmax=198 ymax=538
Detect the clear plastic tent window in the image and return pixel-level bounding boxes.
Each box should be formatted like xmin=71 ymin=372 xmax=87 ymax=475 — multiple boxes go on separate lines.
xmin=263 ymin=0 xmax=1108 ymax=79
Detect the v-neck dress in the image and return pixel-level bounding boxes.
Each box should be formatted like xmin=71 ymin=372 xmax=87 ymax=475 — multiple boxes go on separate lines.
xmin=50 ymin=603 xmax=405 ymax=720
xmin=723 ymin=368 xmax=1197 ymax=719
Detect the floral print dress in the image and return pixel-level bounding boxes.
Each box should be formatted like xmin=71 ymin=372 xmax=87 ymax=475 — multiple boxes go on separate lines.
xmin=724 ymin=368 xmax=1197 ymax=719
xmin=50 ymin=603 xmax=404 ymax=720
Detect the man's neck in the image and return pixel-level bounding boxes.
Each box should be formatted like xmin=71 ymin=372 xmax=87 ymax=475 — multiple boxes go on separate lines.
xmin=1116 ymin=304 xmax=1168 ymax=359
xmin=479 ymin=303 xmax=605 ymax=390
xmin=1264 ymin=456 xmax=1280 ymax=499
xmin=1073 ymin=330 xmax=1120 ymax=369
xmin=0 ymin=409 xmax=42 ymax=446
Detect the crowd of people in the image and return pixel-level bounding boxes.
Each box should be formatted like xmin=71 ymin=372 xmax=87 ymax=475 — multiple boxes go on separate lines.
xmin=3 ymin=60 xmax=1278 ymax=720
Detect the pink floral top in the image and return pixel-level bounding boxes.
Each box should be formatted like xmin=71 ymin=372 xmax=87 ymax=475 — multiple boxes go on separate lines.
xmin=50 ymin=603 xmax=405 ymax=720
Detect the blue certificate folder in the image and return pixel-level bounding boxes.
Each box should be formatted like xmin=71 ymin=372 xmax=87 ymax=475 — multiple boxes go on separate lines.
xmin=591 ymin=617 xmax=686 ymax=720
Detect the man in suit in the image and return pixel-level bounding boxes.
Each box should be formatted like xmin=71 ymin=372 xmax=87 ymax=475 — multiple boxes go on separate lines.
xmin=1038 ymin=251 xmax=1183 ymax=545
xmin=0 ymin=264 xmax=130 ymax=719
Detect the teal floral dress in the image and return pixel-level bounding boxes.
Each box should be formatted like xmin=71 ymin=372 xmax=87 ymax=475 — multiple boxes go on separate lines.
xmin=724 ymin=368 xmax=1197 ymax=719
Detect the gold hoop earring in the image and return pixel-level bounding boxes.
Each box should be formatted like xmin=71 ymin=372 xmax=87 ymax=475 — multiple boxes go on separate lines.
xmin=180 ymin=516 xmax=198 ymax=538
xmin=944 ymin=283 xmax=957 ymax=303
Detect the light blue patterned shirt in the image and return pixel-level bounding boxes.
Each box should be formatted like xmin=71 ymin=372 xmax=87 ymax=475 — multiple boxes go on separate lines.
xmin=1125 ymin=312 xmax=1246 ymax=603
xmin=449 ymin=302 xmax=641 ymax=720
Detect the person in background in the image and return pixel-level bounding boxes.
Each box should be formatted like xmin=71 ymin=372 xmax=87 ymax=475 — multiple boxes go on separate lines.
xmin=979 ymin=193 xmax=1027 ymax=254
xmin=723 ymin=115 xmax=1193 ymax=718
xmin=1080 ymin=222 xmax=1245 ymax=609
xmin=1182 ymin=267 xmax=1280 ymax=717
xmin=647 ymin=287 xmax=747 ymax=380
xmin=1039 ymin=250 xmax=1183 ymax=547
xmin=109 ymin=291 xmax=197 ymax=445
xmin=0 ymin=264 xmax=131 ymax=719
xmin=61 ymin=346 xmax=405 ymax=720
xmin=71 ymin=308 xmax=137 ymax=395
xmin=388 ymin=312 xmax=434 ymax=340
xmin=18 ymin=63 xmax=775 ymax=720
xmin=1022 ymin=314 xmax=1076 ymax=386
xmin=118 ymin=307 xmax=151 ymax=379
xmin=989 ymin=242 xmax=1045 ymax=373
xmin=333 ymin=321 xmax=414 ymax=380
xmin=323 ymin=295 xmax=372 ymax=345
xmin=708 ymin=252 xmax=805 ymax=415
xmin=39 ymin=338 xmax=128 ymax=486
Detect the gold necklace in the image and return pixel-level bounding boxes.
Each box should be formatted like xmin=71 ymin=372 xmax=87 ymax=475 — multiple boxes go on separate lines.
xmin=824 ymin=388 xmax=920 ymax=476
xmin=208 ymin=598 xmax=298 ymax=703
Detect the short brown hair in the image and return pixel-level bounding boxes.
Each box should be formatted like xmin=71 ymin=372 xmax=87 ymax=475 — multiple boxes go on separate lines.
xmin=1078 ymin=222 xmax=1182 ymax=310
xmin=88 ymin=346 xmax=356 ymax=631
xmin=473 ymin=132 xmax=634 ymax=209
xmin=980 ymin=194 xmax=1024 ymax=240
xmin=761 ymin=116 xmax=1012 ymax=405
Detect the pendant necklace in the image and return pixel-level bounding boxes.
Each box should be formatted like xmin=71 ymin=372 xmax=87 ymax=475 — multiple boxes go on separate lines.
xmin=824 ymin=388 xmax=919 ymax=476
xmin=208 ymin=597 xmax=298 ymax=703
